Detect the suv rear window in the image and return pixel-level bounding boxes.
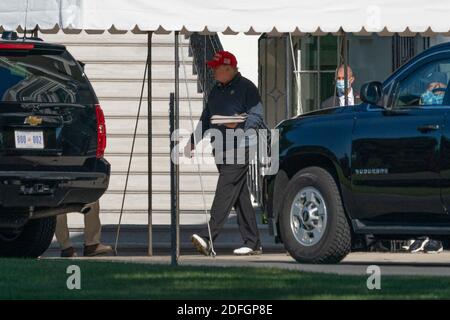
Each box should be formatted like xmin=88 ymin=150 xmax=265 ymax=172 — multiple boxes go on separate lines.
xmin=0 ymin=50 xmax=96 ymax=104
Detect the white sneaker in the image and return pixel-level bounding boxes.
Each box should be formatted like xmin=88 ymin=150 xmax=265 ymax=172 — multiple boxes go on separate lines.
xmin=233 ymin=246 xmax=262 ymax=256
xmin=410 ymin=238 xmax=430 ymax=253
xmin=402 ymin=239 xmax=415 ymax=251
xmin=191 ymin=234 xmax=209 ymax=256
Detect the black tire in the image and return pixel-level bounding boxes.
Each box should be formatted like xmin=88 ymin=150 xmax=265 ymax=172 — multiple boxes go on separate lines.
xmin=0 ymin=216 xmax=56 ymax=258
xmin=279 ymin=167 xmax=351 ymax=264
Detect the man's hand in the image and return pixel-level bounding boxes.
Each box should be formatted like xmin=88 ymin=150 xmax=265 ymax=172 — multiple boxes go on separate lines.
xmin=184 ymin=143 xmax=195 ymax=158
xmin=224 ymin=122 xmax=238 ymax=129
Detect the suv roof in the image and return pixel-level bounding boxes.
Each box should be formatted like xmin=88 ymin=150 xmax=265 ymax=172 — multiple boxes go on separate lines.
xmin=383 ymin=41 xmax=450 ymax=85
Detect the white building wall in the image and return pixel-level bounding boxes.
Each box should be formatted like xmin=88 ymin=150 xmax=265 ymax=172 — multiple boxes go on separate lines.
xmin=219 ymin=34 xmax=259 ymax=85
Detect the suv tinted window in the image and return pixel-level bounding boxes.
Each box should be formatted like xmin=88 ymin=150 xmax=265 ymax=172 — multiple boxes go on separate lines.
xmin=393 ymin=59 xmax=450 ymax=108
xmin=0 ymin=50 xmax=95 ymax=104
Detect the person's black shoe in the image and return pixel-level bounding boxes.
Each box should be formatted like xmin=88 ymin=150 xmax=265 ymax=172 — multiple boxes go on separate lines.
xmin=409 ymin=238 xmax=429 ymax=253
xmin=61 ymin=247 xmax=77 ymax=258
xmin=424 ymin=240 xmax=443 ymax=254
xmin=368 ymin=240 xmax=390 ymax=252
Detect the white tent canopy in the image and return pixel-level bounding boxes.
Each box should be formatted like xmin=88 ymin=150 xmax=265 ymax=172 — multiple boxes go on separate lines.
xmin=0 ymin=0 xmax=73 ymax=31
xmin=1 ymin=0 xmax=450 ymax=35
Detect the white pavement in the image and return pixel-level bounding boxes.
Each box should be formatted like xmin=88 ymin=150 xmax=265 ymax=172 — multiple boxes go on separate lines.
xmin=44 ymin=251 xmax=450 ymax=277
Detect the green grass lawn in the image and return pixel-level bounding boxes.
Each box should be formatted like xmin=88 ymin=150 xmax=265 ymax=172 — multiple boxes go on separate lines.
xmin=0 ymin=258 xmax=449 ymax=299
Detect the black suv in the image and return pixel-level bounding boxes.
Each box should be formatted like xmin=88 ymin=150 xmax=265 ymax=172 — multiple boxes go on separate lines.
xmin=265 ymin=42 xmax=450 ymax=263
xmin=0 ymin=33 xmax=110 ymax=257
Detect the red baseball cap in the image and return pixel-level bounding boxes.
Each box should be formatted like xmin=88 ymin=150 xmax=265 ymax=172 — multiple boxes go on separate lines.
xmin=207 ymin=50 xmax=237 ymax=69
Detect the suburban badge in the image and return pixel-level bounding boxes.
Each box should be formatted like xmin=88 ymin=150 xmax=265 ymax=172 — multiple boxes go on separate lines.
xmin=355 ymin=168 xmax=389 ymax=175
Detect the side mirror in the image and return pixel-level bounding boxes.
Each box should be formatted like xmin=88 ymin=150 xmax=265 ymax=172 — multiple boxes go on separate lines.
xmin=360 ymin=81 xmax=383 ymax=105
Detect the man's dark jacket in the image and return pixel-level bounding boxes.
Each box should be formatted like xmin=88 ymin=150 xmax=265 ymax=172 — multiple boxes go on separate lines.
xmin=320 ymin=92 xmax=361 ymax=109
xmin=190 ymin=72 xmax=264 ymax=153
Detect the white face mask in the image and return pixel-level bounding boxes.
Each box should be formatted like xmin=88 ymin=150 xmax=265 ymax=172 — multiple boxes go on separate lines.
xmin=336 ymin=79 xmax=351 ymax=96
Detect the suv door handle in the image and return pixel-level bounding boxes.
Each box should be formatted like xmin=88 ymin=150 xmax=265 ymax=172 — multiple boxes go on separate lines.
xmin=417 ymin=124 xmax=440 ymax=133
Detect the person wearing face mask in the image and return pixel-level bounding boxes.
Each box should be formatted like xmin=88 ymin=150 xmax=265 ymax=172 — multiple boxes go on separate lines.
xmin=420 ymin=72 xmax=448 ymax=106
xmin=321 ymin=65 xmax=361 ymax=109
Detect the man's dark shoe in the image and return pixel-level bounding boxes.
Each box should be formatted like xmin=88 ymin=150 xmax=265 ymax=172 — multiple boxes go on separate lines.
xmin=61 ymin=247 xmax=77 ymax=258
xmin=191 ymin=234 xmax=210 ymax=256
xmin=368 ymin=240 xmax=390 ymax=252
xmin=424 ymin=240 xmax=443 ymax=254
xmin=83 ymin=243 xmax=113 ymax=257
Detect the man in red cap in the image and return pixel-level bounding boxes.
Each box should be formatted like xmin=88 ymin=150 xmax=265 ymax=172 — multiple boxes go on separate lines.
xmin=185 ymin=50 xmax=266 ymax=256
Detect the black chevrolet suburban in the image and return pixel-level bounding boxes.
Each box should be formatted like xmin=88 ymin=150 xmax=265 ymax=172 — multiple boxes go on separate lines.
xmin=0 ymin=32 xmax=110 ymax=257
xmin=265 ymin=42 xmax=450 ymax=263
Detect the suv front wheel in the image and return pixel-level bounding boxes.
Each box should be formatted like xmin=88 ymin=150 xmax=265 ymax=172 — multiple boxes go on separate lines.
xmin=279 ymin=167 xmax=351 ymax=264
xmin=0 ymin=216 xmax=56 ymax=258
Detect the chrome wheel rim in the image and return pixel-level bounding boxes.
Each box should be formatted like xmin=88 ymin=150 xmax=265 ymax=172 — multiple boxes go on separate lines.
xmin=290 ymin=187 xmax=327 ymax=246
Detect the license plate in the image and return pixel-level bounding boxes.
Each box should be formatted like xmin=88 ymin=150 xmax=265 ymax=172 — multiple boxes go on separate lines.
xmin=14 ymin=131 xmax=44 ymax=149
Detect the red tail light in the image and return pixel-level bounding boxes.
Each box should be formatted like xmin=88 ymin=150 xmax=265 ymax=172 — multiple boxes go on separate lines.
xmin=95 ymin=104 xmax=107 ymax=158
xmin=0 ymin=43 xmax=34 ymax=50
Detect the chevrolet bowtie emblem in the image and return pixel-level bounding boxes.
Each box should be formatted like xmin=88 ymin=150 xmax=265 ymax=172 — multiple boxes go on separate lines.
xmin=24 ymin=116 xmax=43 ymax=126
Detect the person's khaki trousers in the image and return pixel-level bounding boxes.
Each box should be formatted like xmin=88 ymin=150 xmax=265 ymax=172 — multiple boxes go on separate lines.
xmin=55 ymin=201 xmax=101 ymax=250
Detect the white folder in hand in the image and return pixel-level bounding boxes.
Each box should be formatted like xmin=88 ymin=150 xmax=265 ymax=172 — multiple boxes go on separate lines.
xmin=210 ymin=114 xmax=247 ymax=125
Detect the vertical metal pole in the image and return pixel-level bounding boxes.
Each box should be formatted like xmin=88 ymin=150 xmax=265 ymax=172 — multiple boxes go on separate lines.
xmin=169 ymin=92 xmax=177 ymax=266
xmin=343 ymin=32 xmax=348 ymax=106
xmin=147 ymin=31 xmax=153 ymax=256
xmin=285 ymin=35 xmax=291 ymax=119
xmin=297 ymin=49 xmax=302 ymax=115
xmin=175 ymin=31 xmax=180 ymax=259
xmin=171 ymin=30 xmax=181 ymax=265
